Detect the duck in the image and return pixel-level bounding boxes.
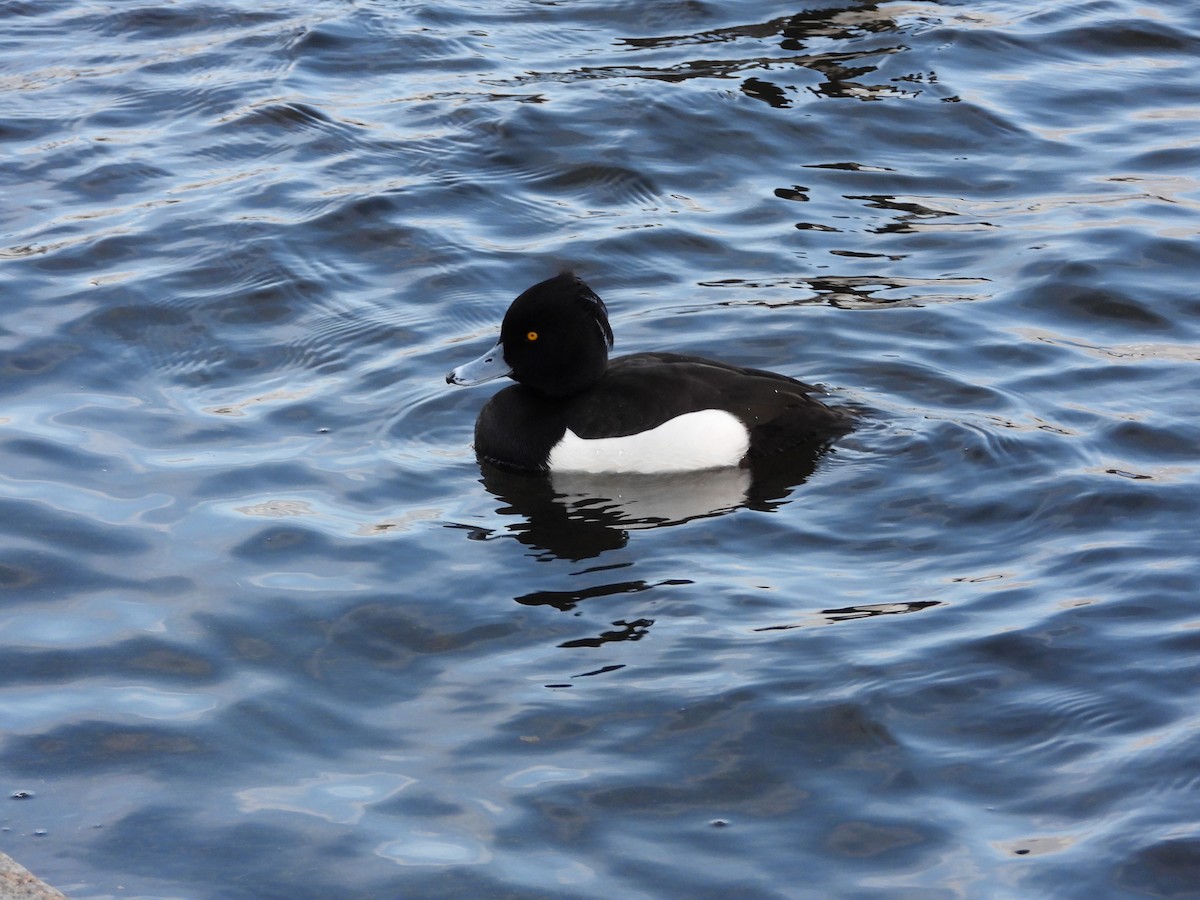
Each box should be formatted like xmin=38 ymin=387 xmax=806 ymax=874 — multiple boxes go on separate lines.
xmin=446 ymin=272 xmax=851 ymax=474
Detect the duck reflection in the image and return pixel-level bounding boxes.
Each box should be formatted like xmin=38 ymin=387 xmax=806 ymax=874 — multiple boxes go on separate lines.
xmin=475 ymin=439 xmax=829 ymax=561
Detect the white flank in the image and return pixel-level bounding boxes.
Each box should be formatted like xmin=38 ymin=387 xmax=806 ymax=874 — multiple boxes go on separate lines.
xmin=547 ymin=409 xmax=749 ymax=474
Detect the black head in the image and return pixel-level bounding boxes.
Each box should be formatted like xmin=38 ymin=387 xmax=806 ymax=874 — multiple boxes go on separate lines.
xmin=498 ymin=273 xmax=614 ymax=398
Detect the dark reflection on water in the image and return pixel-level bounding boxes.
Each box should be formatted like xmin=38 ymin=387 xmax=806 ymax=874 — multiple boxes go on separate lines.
xmin=515 ymin=579 xmax=689 ymax=613
xmin=3 ymin=0 xmax=1200 ymax=896
xmin=703 ymin=273 xmax=993 ymax=307
xmin=754 ymin=599 xmax=942 ymax=631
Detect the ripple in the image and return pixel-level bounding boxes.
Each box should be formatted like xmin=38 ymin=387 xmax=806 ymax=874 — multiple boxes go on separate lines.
xmin=3 ymin=0 xmax=1200 ymax=897
xmin=1116 ymin=837 xmax=1200 ymax=898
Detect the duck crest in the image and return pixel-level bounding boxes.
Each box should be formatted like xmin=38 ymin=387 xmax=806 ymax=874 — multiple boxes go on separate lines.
xmin=561 ymin=272 xmax=614 ymax=349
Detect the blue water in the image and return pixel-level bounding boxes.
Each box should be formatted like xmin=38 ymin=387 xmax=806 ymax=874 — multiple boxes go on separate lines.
xmin=3 ymin=1 xmax=1200 ymax=897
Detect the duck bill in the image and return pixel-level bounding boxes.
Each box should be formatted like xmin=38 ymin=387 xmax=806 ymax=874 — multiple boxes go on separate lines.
xmin=446 ymin=340 xmax=512 ymax=386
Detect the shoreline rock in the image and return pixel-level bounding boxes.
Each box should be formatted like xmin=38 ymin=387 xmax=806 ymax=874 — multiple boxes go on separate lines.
xmin=0 ymin=852 xmax=67 ymax=900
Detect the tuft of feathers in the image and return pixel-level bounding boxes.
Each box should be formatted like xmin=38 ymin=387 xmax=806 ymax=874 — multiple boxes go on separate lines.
xmin=559 ymin=271 xmax=614 ymax=349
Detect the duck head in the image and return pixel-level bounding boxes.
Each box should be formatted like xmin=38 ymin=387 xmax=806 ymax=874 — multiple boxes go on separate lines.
xmin=447 ymin=272 xmax=615 ymax=398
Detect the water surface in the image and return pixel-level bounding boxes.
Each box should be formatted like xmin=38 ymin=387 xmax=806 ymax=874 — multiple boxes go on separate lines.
xmin=3 ymin=1 xmax=1200 ymax=897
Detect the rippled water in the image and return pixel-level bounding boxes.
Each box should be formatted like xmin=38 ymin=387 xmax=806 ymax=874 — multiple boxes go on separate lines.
xmin=3 ymin=1 xmax=1200 ymax=897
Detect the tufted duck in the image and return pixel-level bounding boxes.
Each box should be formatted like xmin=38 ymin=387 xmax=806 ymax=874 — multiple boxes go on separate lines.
xmin=446 ymin=273 xmax=850 ymax=474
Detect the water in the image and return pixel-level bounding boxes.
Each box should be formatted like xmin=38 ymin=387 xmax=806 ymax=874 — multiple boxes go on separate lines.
xmin=3 ymin=1 xmax=1199 ymax=897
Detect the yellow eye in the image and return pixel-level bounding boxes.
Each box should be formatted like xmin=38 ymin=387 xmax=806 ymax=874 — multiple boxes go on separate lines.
xmin=526 ymin=330 xmax=539 ymax=342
